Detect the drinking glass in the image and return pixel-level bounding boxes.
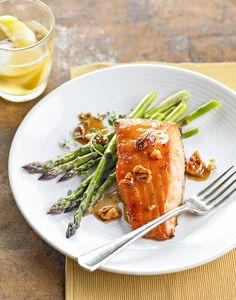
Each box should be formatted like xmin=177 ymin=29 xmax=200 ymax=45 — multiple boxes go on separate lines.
xmin=0 ymin=0 xmax=55 ymax=102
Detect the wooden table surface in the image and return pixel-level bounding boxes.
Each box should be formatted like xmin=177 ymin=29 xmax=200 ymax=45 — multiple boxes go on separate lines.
xmin=1 ymin=0 xmax=236 ymax=299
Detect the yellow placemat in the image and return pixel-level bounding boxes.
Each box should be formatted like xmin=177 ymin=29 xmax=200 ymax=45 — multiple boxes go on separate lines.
xmin=67 ymin=62 xmax=236 ymax=300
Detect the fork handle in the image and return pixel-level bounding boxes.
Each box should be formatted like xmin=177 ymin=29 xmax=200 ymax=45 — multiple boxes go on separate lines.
xmin=78 ymin=204 xmax=188 ymax=271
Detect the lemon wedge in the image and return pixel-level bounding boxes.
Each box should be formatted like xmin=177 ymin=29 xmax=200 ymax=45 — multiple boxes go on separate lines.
xmin=0 ymin=15 xmax=36 ymax=48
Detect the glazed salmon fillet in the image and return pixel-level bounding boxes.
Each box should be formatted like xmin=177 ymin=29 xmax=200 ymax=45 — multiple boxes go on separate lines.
xmin=116 ymin=118 xmax=185 ymax=240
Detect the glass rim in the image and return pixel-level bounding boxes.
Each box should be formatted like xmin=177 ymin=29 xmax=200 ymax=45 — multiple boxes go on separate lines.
xmin=0 ymin=0 xmax=55 ymax=52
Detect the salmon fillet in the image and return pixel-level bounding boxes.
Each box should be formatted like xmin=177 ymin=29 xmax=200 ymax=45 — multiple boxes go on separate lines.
xmin=115 ymin=118 xmax=185 ymax=240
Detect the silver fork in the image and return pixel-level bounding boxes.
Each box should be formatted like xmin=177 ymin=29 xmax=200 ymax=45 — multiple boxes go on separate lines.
xmin=78 ymin=166 xmax=236 ymax=272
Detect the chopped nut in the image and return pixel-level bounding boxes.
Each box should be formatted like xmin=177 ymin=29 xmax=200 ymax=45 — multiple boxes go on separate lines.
xmin=97 ymin=205 xmax=122 ymax=221
xmin=185 ymin=151 xmax=216 ymax=179
xmin=147 ymin=204 xmax=156 ymax=211
xmin=150 ymin=149 xmax=162 ymax=160
xmin=136 ymin=130 xmax=156 ymax=151
xmin=186 ymin=151 xmax=206 ymax=177
xmin=92 ymin=132 xmax=108 ymax=145
xmin=79 ymin=112 xmax=106 ymax=122
xmin=133 ymin=165 xmax=152 ymax=183
xmin=120 ymin=172 xmax=134 ymax=186
xmin=75 ymin=124 xmax=86 ymax=136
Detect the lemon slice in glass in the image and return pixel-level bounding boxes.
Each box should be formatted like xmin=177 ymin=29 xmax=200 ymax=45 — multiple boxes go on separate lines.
xmin=0 ymin=15 xmax=36 ymax=48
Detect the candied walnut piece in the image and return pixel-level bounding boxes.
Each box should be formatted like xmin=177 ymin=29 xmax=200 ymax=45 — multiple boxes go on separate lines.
xmin=150 ymin=149 xmax=162 ymax=160
xmin=186 ymin=151 xmax=206 ymax=177
xmin=92 ymin=132 xmax=108 ymax=145
xmin=136 ymin=130 xmax=156 ymax=151
xmin=133 ymin=165 xmax=152 ymax=183
xmin=75 ymin=124 xmax=86 ymax=137
xmin=79 ymin=112 xmax=106 ymax=123
xmin=185 ymin=151 xmax=216 ymax=179
xmin=120 ymin=172 xmax=133 ymax=186
xmin=97 ymin=205 xmax=122 ymax=221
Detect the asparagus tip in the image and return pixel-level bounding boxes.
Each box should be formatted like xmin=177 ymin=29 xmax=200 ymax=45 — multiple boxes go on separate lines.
xmin=22 ymin=162 xmax=43 ymax=173
xmin=210 ymin=99 xmax=221 ymax=106
xmin=38 ymin=171 xmax=57 ymax=180
xmin=64 ymin=207 xmax=72 ymax=213
xmin=38 ymin=174 xmax=47 ymax=180
xmin=66 ymin=222 xmax=77 ymax=238
xmin=47 ymin=204 xmax=63 ymax=214
xmin=182 ymin=128 xmax=199 ymax=139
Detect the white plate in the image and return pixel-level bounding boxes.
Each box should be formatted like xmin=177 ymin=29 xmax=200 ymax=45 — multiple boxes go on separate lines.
xmin=9 ymin=64 xmax=236 ymax=275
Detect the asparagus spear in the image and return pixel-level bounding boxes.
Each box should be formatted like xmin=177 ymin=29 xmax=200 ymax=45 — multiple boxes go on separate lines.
xmin=22 ymin=131 xmax=113 ymax=174
xmin=144 ymin=90 xmax=190 ymax=118
xmin=64 ymin=197 xmax=82 ymax=213
xmin=165 ymin=98 xmax=188 ymax=122
xmin=22 ymin=144 xmax=93 ymax=173
xmin=66 ymin=91 xmax=157 ymax=238
xmin=85 ymin=170 xmax=116 ymax=215
xmin=39 ymin=152 xmax=100 ymax=180
xmin=182 ymin=128 xmax=199 ymax=139
xmin=58 ymin=157 xmax=101 ymax=182
xmin=177 ymin=100 xmax=220 ymax=126
xmin=48 ymin=175 xmax=92 ymax=214
xmin=151 ymin=106 xmax=176 ymax=120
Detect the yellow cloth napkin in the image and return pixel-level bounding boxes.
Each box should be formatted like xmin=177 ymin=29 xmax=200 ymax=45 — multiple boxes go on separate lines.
xmin=67 ymin=62 xmax=236 ymax=300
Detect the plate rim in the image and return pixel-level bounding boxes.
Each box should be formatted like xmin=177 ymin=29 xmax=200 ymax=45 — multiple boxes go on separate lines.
xmin=8 ymin=63 xmax=236 ymax=275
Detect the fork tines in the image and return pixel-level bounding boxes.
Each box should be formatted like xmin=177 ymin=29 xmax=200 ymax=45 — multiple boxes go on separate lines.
xmin=198 ymin=165 xmax=236 ymax=209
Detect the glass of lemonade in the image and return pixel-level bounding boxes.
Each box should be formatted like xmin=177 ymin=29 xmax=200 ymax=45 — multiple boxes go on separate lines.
xmin=0 ymin=0 xmax=55 ymax=102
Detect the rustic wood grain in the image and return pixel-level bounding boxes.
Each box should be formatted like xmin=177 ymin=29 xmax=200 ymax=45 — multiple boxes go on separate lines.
xmin=1 ymin=0 xmax=236 ymax=299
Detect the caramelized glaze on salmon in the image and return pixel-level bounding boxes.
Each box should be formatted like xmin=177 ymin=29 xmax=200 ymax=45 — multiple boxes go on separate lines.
xmin=116 ymin=118 xmax=185 ymax=240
